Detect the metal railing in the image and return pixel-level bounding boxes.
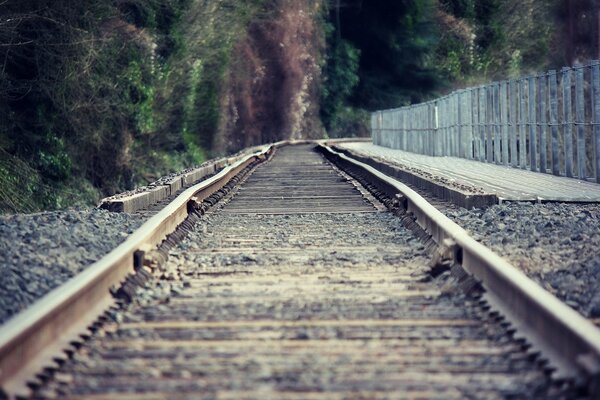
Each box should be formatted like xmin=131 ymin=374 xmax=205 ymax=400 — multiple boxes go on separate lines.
xmin=371 ymin=60 xmax=600 ymax=183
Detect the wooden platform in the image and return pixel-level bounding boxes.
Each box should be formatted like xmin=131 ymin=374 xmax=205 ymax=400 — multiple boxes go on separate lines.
xmin=341 ymin=142 xmax=600 ymax=203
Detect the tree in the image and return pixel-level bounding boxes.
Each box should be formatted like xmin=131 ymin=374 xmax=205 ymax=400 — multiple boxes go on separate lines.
xmin=337 ymin=0 xmax=441 ymax=109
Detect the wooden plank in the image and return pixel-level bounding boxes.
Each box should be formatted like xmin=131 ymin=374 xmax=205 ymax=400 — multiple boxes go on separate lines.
xmin=486 ymin=86 xmax=493 ymax=163
xmin=509 ymin=80 xmax=518 ymax=167
xmin=119 ymin=319 xmax=479 ymax=330
xmin=593 ymin=62 xmax=600 ymax=183
xmin=457 ymin=92 xmax=463 ymax=158
xmin=471 ymin=90 xmax=479 ymax=160
xmin=492 ymin=84 xmax=500 ymax=163
xmin=562 ymin=67 xmax=574 ymax=177
xmin=466 ymin=89 xmax=474 ymax=159
xmin=528 ymin=76 xmax=537 ymax=172
xmin=538 ymin=74 xmax=548 ymax=173
xmin=575 ymin=64 xmax=586 ymax=179
xmin=549 ymin=70 xmax=561 ymax=176
xmin=501 ymin=81 xmax=509 ymax=165
xmin=519 ymin=79 xmax=528 ymax=169
xmin=479 ymin=87 xmax=486 ymax=162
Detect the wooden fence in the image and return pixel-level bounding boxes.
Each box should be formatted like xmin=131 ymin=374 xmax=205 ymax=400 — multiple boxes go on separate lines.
xmin=371 ymin=60 xmax=600 ymax=183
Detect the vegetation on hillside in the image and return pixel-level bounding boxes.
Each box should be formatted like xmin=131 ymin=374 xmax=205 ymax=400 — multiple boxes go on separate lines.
xmin=1 ymin=0 xmax=598 ymax=212
xmin=0 ymin=0 xmax=324 ymax=213
xmin=320 ymin=0 xmax=599 ymax=137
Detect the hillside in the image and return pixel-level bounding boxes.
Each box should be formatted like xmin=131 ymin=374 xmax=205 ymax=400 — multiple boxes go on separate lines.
xmin=1 ymin=0 xmax=598 ymax=213
xmin=0 ymin=0 xmax=324 ymax=213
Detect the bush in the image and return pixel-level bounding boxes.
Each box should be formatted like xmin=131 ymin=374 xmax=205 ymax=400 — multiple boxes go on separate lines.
xmin=327 ymin=107 xmax=370 ymax=138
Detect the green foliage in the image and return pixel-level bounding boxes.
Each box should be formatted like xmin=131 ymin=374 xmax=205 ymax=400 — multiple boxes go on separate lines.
xmin=0 ymin=149 xmax=99 ymax=213
xmin=435 ymin=0 xmax=561 ymax=85
xmin=326 ymin=106 xmax=370 ymax=138
xmin=0 ymin=0 xmax=264 ymax=213
xmin=126 ymin=61 xmax=156 ymax=135
xmin=320 ymin=38 xmax=360 ymax=131
xmin=171 ymin=0 xmax=265 ymax=153
xmin=327 ymin=0 xmax=441 ymax=110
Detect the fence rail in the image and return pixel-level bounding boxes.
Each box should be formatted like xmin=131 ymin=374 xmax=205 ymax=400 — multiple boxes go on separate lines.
xmin=371 ymin=60 xmax=600 ymax=183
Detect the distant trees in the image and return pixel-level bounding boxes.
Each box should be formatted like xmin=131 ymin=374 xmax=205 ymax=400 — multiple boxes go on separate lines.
xmin=335 ymin=0 xmax=440 ymax=109
xmin=320 ymin=0 xmax=600 ymax=137
xmin=320 ymin=0 xmax=440 ymax=137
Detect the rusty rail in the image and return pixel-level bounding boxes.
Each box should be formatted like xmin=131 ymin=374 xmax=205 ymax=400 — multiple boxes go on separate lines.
xmin=319 ymin=143 xmax=600 ymax=393
xmin=0 ymin=144 xmax=279 ymax=398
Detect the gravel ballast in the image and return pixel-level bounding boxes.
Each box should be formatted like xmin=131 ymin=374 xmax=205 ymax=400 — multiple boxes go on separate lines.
xmin=0 ymin=209 xmax=145 ymax=324
xmin=445 ymin=203 xmax=600 ymax=319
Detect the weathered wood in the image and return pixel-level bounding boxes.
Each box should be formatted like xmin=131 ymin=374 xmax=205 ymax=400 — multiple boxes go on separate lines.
xmin=592 ymin=62 xmax=600 ymax=183
xmin=538 ymin=74 xmax=548 ymax=173
xmin=549 ymin=70 xmax=561 ymax=176
xmin=432 ymin=102 xmax=436 ymax=156
xmin=562 ymin=67 xmax=574 ymax=177
xmin=467 ymin=89 xmax=474 ymax=159
xmin=509 ymin=80 xmax=518 ymax=167
xmin=519 ymin=79 xmax=527 ymax=169
xmin=486 ymin=86 xmax=493 ymax=163
xmin=449 ymin=97 xmax=455 ymax=156
xmin=528 ymin=76 xmax=537 ymax=172
xmin=501 ymin=81 xmax=509 ymax=165
xmin=442 ymin=99 xmax=448 ymax=156
xmin=403 ymin=108 xmax=407 ymax=151
xmin=472 ymin=89 xmax=479 ymax=160
xmin=457 ymin=91 xmax=463 ymax=158
xmin=493 ymin=84 xmax=501 ymax=164
xmin=575 ymin=65 xmax=586 ymax=179
xmin=370 ymin=60 xmax=600 ymax=184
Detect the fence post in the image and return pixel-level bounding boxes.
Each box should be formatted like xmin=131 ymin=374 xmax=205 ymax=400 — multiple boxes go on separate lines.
xmin=500 ymin=82 xmax=509 ymax=165
xmin=438 ymin=101 xmax=443 ymax=156
xmin=456 ymin=91 xmax=462 ymax=158
xmin=456 ymin=93 xmax=461 ymax=157
xmin=463 ymin=89 xmax=473 ymax=160
xmin=592 ymin=62 xmax=600 ymax=183
xmin=445 ymin=97 xmax=451 ymax=156
xmin=539 ymin=74 xmax=548 ymax=173
xmin=415 ymin=107 xmax=420 ymax=154
xmin=493 ymin=84 xmax=501 ymax=164
xmin=382 ymin=111 xmax=387 ymax=147
xmin=408 ymin=105 xmax=417 ymax=153
xmin=392 ymin=111 xmax=396 ymax=149
xmin=401 ymin=109 xmax=405 ymax=150
xmin=429 ymin=103 xmax=435 ymax=156
xmin=423 ymin=105 xmax=428 ymax=155
xmin=549 ymin=70 xmax=561 ymax=176
xmin=433 ymin=102 xmax=438 ymax=156
xmin=415 ymin=105 xmax=419 ymax=154
xmin=519 ymin=79 xmax=528 ymax=169
xmin=378 ymin=111 xmax=383 ymax=147
xmin=472 ymin=88 xmax=479 ymax=160
xmin=509 ymin=80 xmax=518 ymax=167
xmin=486 ymin=86 xmax=493 ymax=162
xmin=575 ymin=64 xmax=586 ymax=179
xmin=395 ymin=109 xmax=401 ymax=150
xmin=528 ymin=76 xmax=537 ymax=172
xmin=419 ymin=106 xmax=424 ymax=155
xmin=373 ymin=112 xmax=377 ymax=144
xmin=562 ymin=67 xmax=574 ymax=177
xmin=479 ymin=87 xmax=486 ymax=162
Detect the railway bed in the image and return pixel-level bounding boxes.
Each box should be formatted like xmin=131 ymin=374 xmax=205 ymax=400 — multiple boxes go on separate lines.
xmin=2 ymin=143 xmax=599 ymax=399
xmin=29 ymin=145 xmax=566 ymax=399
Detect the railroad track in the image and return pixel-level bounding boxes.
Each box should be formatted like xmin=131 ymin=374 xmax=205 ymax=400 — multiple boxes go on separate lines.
xmin=1 ymin=142 xmax=599 ymax=399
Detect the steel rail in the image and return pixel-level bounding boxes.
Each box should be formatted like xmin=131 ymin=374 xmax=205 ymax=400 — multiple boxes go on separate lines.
xmin=319 ymin=143 xmax=600 ymax=391
xmin=0 ymin=143 xmax=280 ymax=398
